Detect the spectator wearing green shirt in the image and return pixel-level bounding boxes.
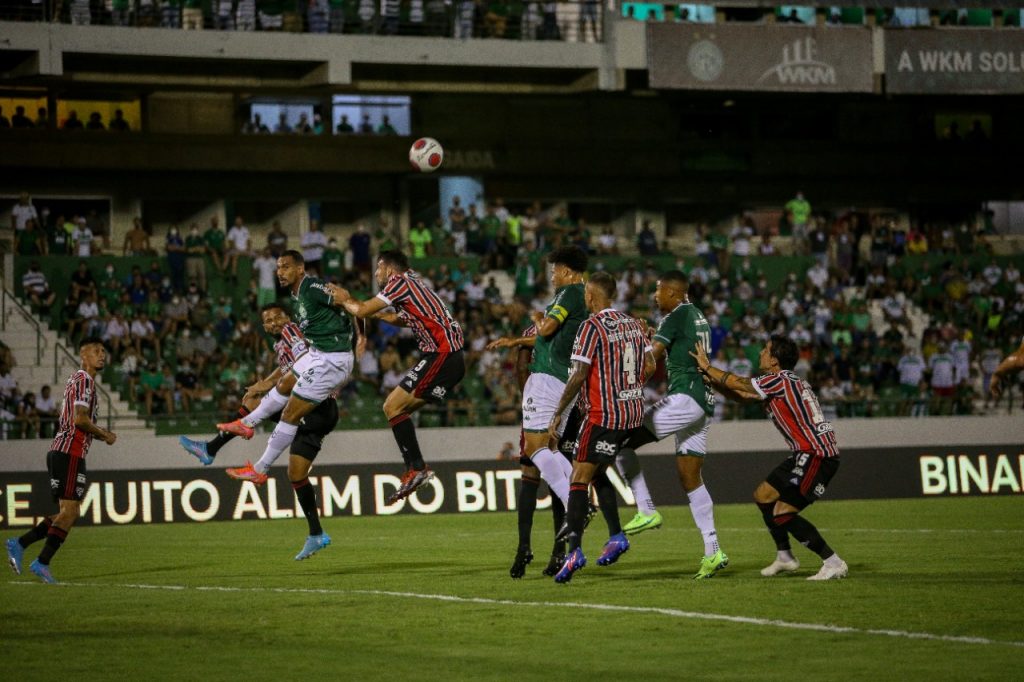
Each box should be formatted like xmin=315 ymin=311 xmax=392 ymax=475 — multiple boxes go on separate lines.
xmin=784 ymin=190 xmax=812 ymax=245
xmin=408 ymin=221 xmax=433 ymax=259
xmin=480 ymin=205 xmax=501 ymax=269
xmin=322 ymin=238 xmax=345 ymax=281
xmin=17 ymin=219 xmax=46 ymax=257
xmin=204 ymin=217 xmax=226 ymax=272
xmin=141 ymin=364 xmax=173 ymax=416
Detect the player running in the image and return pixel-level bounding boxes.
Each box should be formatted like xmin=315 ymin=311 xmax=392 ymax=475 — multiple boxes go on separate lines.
xmin=329 ymin=250 xmax=465 ymax=504
xmin=180 ymin=303 xmax=338 ymax=560
xmin=219 ymin=250 xmax=358 ymax=491
xmin=691 ymin=335 xmax=848 ymax=580
xmin=547 ymin=272 xmax=654 ymax=584
xmin=5 ymin=337 xmax=117 ymax=584
xmin=616 ymin=270 xmax=728 ymax=580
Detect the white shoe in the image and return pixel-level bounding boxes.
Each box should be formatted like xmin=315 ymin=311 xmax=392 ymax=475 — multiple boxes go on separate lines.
xmin=807 ymin=558 xmax=848 ymax=581
xmin=760 ymin=557 xmax=800 ymax=577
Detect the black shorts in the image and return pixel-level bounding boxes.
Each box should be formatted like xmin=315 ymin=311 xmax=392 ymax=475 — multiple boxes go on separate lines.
xmin=47 ymin=450 xmax=88 ymax=502
xmin=290 ymin=398 xmax=340 ymax=462
xmin=400 ymin=351 xmax=466 ymax=403
xmin=765 ymin=452 xmax=840 ymax=510
xmin=558 ymin=405 xmax=584 ymax=458
xmin=572 ymin=421 xmax=637 ymax=465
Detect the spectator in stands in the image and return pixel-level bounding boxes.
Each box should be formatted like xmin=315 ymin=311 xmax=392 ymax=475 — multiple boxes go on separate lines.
xmin=16 ymin=218 xmax=46 ymax=257
xmin=163 ymin=225 xmax=185 ymax=291
xmin=131 ymin=311 xmax=161 ymax=359
xmin=140 ymin=363 xmax=170 ymax=416
xmin=16 ymin=391 xmax=40 ymax=439
xmin=635 ymin=220 xmax=658 ymax=256
xmin=69 ymin=260 xmax=97 ymax=302
xmin=34 ymin=385 xmax=57 ymax=438
xmin=785 ymin=190 xmax=811 ymax=247
xmin=62 ymin=110 xmax=84 ymax=130
xmin=301 ymin=219 xmax=328 ymax=275
xmin=225 ymin=216 xmax=252 ymax=282
xmin=101 ymin=310 xmax=129 ymax=357
xmin=377 ymin=115 xmax=398 ymax=135
xmin=123 ymin=217 xmax=151 ymax=256
xmin=11 ymin=192 xmax=38 ymax=239
xmin=107 ymin=109 xmax=130 ymax=132
xmin=175 ymin=360 xmax=201 ymax=413
xmin=85 ymin=112 xmax=105 ymax=131
xmin=183 ymin=223 xmax=208 ymax=292
xmin=204 ymin=216 xmax=226 ymax=271
xmin=408 ymin=221 xmax=433 ymax=258
xmin=294 ymin=113 xmax=314 ymax=134
xmin=161 ymin=293 xmax=191 ymax=337
xmin=0 ymin=106 xmax=9 ymax=127
xmin=21 ymin=262 xmax=56 ymax=313
xmin=928 ymin=342 xmax=956 ymax=414
xmin=0 ymin=363 xmax=16 ymax=404
xmin=71 ymin=218 xmax=94 ymax=257
xmin=10 ymin=106 xmax=32 ymax=128
xmin=161 ymin=0 xmax=182 ymax=27
xmin=265 ymin=220 xmax=288 ymax=257
xmin=252 ymin=247 xmax=278 ymax=306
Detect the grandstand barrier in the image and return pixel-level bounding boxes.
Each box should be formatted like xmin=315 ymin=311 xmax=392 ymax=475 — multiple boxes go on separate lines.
xmin=1 ymin=417 xmax=1020 ymax=527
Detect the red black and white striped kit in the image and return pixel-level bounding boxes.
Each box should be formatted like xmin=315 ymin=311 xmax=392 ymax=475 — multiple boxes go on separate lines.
xmin=50 ymin=370 xmax=98 ymax=459
xmin=377 ymin=271 xmax=464 ymax=353
xmin=753 ymin=371 xmax=840 ymax=459
xmin=275 ymin=322 xmax=308 ymax=371
xmin=570 ymin=308 xmax=649 ymax=430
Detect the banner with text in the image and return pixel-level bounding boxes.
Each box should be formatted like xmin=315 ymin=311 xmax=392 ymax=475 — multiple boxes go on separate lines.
xmin=1 ymin=446 xmax=1020 ymax=528
xmin=647 ymin=24 xmax=873 ymax=92
xmin=885 ymin=30 xmax=1024 ymax=94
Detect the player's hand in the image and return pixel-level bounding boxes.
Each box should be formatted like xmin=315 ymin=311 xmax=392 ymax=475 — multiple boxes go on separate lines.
xmin=530 ymin=310 xmax=544 ymax=325
xmin=689 ymin=341 xmax=710 ymax=371
xmin=104 ymin=431 xmax=117 ymax=445
xmin=989 ymin=375 xmax=1002 ymax=400
xmin=547 ymin=416 xmax=560 ymax=442
xmin=486 ymin=338 xmax=511 ymax=351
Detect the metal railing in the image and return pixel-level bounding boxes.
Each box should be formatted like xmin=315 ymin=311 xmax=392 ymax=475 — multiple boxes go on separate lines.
xmin=1 ymin=287 xmax=46 ymax=366
xmin=54 ymin=339 xmax=115 ymax=431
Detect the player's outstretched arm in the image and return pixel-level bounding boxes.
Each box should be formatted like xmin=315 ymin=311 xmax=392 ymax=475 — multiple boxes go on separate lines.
xmin=326 ymin=284 xmax=388 ymax=319
xmin=486 ymin=336 xmax=536 ymax=351
xmin=689 ymin=342 xmax=761 ymax=403
xmin=73 ymin=404 xmax=116 ymax=445
xmin=990 ymin=341 xmax=1024 ymax=399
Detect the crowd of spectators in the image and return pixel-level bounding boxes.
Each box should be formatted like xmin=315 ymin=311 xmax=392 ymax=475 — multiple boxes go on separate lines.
xmin=1 ymin=0 xmax=598 ymax=41
xmin=5 ymin=189 xmax=1023 ymax=437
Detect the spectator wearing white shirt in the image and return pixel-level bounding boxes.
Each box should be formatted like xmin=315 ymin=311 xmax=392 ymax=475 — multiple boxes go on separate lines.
xmin=929 ymin=344 xmax=956 ymax=414
xmin=71 ymin=218 xmax=94 ymax=257
xmin=982 ymin=259 xmax=1003 ymax=288
xmin=730 ymin=222 xmax=753 ymax=259
xmin=21 ymin=262 xmax=56 ymax=312
xmin=35 ymin=385 xmax=58 ymax=437
xmin=950 ymin=331 xmax=972 ymax=384
xmin=806 ymin=261 xmax=829 ymax=293
xmin=102 ymin=311 xmax=131 ymax=358
xmin=300 ymin=220 xmax=328 ymax=276
xmin=10 ymin=192 xmax=38 ymax=235
xmin=71 ymin=293 xmax=100 ymax=340
xmin=252 ymin=247 xmax=278 ymax=307
xmin=881 ymin=288 xmax=910 ymax=333
xmin=0 ymin=363 xmax=17 ymax=401
xmin=131 ymin=312 xmax=161 ymax=359
xmin=225 ymin=216 xmax=252 ymax=283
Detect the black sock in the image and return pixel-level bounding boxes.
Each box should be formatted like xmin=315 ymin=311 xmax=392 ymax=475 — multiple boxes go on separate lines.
xmin=517 ymin=476 xmax=540 ymax=548
xmin=207 ymin=407 xmax=249 ymax=458
xmin=37 ymin=526 xmax=68 ymax=565
xmin=18 ymin=518 xmax=53 ymax=549
xmin=593 ymin=472 xmax=621 ymax=536
xmin=389 ymin=415 xmax=425 ymax=470
xmin=566 ymin=484 xmax=589 ymax=552
xmin=757 ymin=502 xmax=791 ymax=552
xmin=774 ymin=512 xmax=834 ymax=560
xmin=550 ymin=493 xmax=566 ymax=555
xmin=292 ymin=478 xmax=323 ymax=536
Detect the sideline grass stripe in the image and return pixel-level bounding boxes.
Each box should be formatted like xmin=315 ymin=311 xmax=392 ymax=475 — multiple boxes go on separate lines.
xmin=10 ymin=580 xmax=1023 ymax=649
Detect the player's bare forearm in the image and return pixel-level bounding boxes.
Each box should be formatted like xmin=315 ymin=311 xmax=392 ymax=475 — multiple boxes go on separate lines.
xmin=373 ymin=311 xmax=405 ymax=326
xmin=73 ymin=405 xmax=116 ymax=444
xmin=703 ymin=366 xmax=762 ymax=402
xmin=553 ymin=361 xmax=587 ymax=420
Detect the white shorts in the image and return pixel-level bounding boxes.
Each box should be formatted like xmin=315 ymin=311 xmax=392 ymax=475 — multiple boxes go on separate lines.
xmin=291 ymin=347 xmax=354 ymax=403
xmin=644 ymin=392 xmax=710 ymax=457
xmin=522 ymin=373 xmax=572 ymax=436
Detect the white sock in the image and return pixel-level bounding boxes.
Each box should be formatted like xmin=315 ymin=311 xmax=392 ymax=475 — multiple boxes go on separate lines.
xmin=254 ymin=421 xmax=298 ymax=473
xmin=687 ymin=484 xmax=719 ymax=556
xmin=616 ymin=461 xmax=656 ymax=516
xmin=777 ymin=549 xmax=796 ymax=562
xmin=825 ymin=554 xmax=844 ymax=567
xmin=530 ymin=447 xmax=569 ymax=507
xmin=555 ymin=451 xmax=573 ymax=481
xmin=241 ymin=388 xmax=289 ymax=428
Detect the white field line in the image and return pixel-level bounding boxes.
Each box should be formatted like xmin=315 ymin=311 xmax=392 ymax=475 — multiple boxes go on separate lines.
xmin=8 ymin=580 xmax=1023 ymax=649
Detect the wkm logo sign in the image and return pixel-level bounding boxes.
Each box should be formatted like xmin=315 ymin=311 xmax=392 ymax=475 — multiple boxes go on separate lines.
xmin=759 ymin=37 xmax=837 ymax=86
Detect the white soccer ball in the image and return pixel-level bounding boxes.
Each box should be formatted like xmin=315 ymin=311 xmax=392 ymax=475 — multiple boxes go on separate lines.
xmin=409 ymin=137 xmax=444 ymax=173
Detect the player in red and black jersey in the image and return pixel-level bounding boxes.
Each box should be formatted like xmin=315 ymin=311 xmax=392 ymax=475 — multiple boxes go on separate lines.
xmin=546 ymin=272 xmax=655 ymax=583
xmin=691 ymin=335 xmax=848 ymax=581
xmin=5 ymin=337 xmax=117 ymax=584
xmin=329 ymin=250 xmax=466 ymax=504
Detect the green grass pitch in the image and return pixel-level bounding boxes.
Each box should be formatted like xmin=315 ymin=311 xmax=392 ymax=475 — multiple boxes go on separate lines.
xmin=2 ymin=496 xmax=1022 ymax=680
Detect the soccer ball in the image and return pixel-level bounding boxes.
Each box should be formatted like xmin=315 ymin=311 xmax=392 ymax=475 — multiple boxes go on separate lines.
xmin=409 ymin=137 xmax=444 ymax=173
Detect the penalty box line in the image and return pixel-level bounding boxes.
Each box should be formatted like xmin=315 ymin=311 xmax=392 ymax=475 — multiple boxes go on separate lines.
xmin=8 ymin=580 xmax=1024 ymax=649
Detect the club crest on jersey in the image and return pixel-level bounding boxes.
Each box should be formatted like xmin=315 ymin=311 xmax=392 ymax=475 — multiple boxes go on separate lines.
xmin=600 ymin=316 xmax=622 ymax=331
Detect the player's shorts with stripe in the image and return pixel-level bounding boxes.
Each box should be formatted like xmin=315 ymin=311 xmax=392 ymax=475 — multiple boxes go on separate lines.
xmin=290 ymin=398 xmax=340 ymax=462
xmin=572 ymin=421 xmax=636 ymax=465
xmin=765 ymin=452 xmax=840 ymax=510
xmin=643 ymin=392 xmax=710 ymax=457
xmin=558 ymin=404 xmax=584 ymax=457
xmin=400 ymin=351 xmax=465 ymax=403
xmin=522 ymin=372 xmax=574 ymax=435
xmin=47 ymin=450 xmax=87 ymax=502
xmin=291 ymin=347 xmax=354 ymax=403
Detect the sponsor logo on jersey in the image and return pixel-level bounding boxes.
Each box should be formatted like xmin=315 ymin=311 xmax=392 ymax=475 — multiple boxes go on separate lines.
xmin=431 ymin=386 xmax=447 ymax=399
xmin=594 ymin=440 xmax=617 ymax=456
xmin=814 ymin=483 xmax=826 ymax=497
xmin=617 ymin=388 xmax=643 ymax=400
